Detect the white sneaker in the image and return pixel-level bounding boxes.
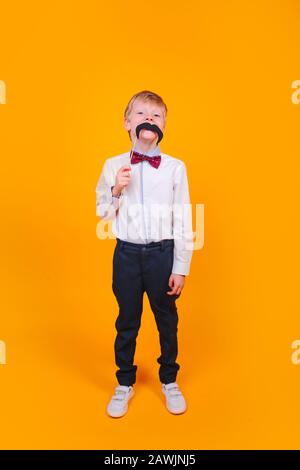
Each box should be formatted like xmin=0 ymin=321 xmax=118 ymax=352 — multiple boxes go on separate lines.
xmin=106 ymin=385 xmax=134 ymax=418
xmin=162 ymin=382 xmax=187 ymax=414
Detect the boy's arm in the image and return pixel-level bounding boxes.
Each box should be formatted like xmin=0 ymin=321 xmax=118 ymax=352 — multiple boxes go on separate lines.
xmin=96 ymin=160 xmax=122 ymax=220
xmin=172 ymin=162 xmax=194 ymax=276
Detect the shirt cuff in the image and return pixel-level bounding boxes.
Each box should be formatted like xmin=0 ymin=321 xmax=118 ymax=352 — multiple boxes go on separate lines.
xmin=112 ymin=195 xmax=121 ymax=209
xmin=111 ymin=186 xmax=123 ymax=210
xmin=96 ymin=191 xmax=123 ymax=219
xmin=172 ymin=259 xmax=190 ymax=276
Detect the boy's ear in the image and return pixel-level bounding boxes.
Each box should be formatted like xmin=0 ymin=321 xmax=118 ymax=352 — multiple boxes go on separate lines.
xmin=124 ymin=118 xmax=131 ymax=131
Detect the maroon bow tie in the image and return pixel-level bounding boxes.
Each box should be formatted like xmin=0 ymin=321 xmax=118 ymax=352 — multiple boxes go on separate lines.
xmin=130 ymin=151 xmax=161 ymax=169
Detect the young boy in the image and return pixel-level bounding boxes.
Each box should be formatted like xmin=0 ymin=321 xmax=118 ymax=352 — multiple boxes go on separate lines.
xmin=96 ymin=90 xmax=193 ymax=418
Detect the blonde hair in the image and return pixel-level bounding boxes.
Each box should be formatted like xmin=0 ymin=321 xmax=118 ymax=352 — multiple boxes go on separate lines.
xmin=124 ymin=90 xmax=167 ymax=140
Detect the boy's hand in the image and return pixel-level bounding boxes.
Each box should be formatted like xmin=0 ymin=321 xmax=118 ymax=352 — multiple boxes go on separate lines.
xmin=113 ymin=165 xmax=131 ymax=196
xmin=167 ymin=273 xmax=185 ymax=295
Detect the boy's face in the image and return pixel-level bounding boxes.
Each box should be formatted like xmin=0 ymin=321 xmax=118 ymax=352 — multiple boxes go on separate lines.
xmin=124 ymin=99 xmax=166 ymax=143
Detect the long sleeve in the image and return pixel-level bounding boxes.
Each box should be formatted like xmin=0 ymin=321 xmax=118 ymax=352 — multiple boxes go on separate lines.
xmin=96 ymin=159 xmax=122 ymax=220
xmin=172 ymin=162 xmax=194 ymax=276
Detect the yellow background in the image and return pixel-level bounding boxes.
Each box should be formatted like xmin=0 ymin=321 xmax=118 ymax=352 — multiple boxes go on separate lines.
xmin=0 ymin=0 xmax=300 ymax=450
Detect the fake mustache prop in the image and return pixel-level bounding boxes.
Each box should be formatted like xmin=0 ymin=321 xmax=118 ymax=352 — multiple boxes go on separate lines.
xmin=135 ymin=122 xmax=164 ymax=144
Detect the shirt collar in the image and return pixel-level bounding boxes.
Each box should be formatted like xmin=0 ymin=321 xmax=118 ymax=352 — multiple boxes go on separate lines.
xmin=132 ymin=143 xmax=161 ymax=157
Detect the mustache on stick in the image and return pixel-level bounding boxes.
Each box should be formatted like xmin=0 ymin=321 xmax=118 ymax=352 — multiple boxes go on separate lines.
xmin=135 ymin=122 xmax=164 ymax=144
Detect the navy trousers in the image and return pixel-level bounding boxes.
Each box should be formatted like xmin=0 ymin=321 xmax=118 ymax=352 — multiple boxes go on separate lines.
xmin=112 ymin=237 xmax=181 ymax=386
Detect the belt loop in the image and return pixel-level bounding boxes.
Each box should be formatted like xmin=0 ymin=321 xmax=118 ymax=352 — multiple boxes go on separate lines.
xmin=160 ymin=240 xmax=165 ymax=251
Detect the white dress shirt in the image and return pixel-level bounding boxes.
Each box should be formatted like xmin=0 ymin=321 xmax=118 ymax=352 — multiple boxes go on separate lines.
xmin=96 ymin=144 xmax=194 ymax=275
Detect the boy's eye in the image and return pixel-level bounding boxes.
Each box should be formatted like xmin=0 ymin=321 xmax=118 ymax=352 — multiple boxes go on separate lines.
xmin=137 ymin=111 xmax=160 ymax=117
